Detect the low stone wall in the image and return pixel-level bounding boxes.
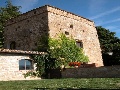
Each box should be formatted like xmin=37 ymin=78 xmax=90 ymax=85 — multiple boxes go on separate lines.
xmin=62 ymin=66 xmax=120 ymax=78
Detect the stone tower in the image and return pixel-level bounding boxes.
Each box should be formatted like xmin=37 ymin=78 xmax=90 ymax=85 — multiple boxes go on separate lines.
xmin=4 ymin=5 xmax=103 ymax=66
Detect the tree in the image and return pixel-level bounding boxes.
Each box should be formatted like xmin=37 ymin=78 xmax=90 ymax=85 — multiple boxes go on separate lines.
xmin=96 ymin=26 xmax=120 ymax=65
xmin=0 ymin=0 xmax=21 ymax=48
xmin=111 ymin=38 xmax=120 ymax=65
xmin=96 ymin=26 xmax=116 ymax=53
xmin=48 ymin=34 xmax=89 ymax=67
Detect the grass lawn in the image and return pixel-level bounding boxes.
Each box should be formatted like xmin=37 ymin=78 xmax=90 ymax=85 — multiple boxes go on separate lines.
xmin=0 ymin=78 xmax=120 ymax=90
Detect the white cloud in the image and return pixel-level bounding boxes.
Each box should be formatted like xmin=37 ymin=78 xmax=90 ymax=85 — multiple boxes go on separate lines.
xmin=101 ymin=18 xmax=120 ymax=25
xmin=13 ymin=0 xmax=39 ymax=13
xmin=90 ymin=7 xmax=120 ymax=20
xmin=89 ymin=0 xmax=106 ymax=14
xmin=95 ymin=18 xmax=120 ymax=26
xmin=104 ymin=26 xmax=118 ymax=30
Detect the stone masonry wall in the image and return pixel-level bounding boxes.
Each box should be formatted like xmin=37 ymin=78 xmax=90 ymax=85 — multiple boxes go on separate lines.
xmin=47 ymin=6 xmax=103 ymax=66
xmin=4 ymin=6 xmax=49 ymax=51
xmin=62 ymin=66 xmax=120 ymax=78
xmin=0 ymin=53 xmax=38 ymax=81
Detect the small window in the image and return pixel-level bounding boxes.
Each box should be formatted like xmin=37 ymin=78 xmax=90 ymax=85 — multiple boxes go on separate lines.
xmin=34 ymin=42 xmax=37 ymax=46
xmin=41 ymin=17 xmax=45 ymax=19
xmin=65 ymin=31 xmax=69 ymax=35
xmin=19 ymin=59 xmax=33 ymax=70
xmin=76 ymin=41 xmax=83 ymax=48
xmin=34 ymin=11 xmax=36 ymax=14
xmin=27 ymin=20 xmax=29 ymax=22
xmin=70 ymin=24 xmax=73 ymax=29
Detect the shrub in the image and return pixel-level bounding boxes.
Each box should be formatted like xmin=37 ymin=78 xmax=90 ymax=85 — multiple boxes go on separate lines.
xmin=48 ymin=34 xmax=89 ymax=67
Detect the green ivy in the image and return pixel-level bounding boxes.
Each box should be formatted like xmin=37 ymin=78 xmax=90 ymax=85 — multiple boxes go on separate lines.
xmin=33 ymin=54 xmax=48 ymax=77
xmin=23 ymin=71 xmax=37 ymax=78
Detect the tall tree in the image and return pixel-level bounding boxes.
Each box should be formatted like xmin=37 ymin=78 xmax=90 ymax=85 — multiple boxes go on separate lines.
xmin=96 ymin=26 xmax=116 ymax=53
xmin=0 ymin=0 xmax=21 ymax=48
xmin=96 ymin=26 xmax=120 ymax=65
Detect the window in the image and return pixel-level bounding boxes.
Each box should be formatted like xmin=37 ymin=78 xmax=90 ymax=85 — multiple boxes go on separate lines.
xmin=76 ymin=41 xmax=83 ymax=48
xmin=19 ymin=59 xmax=33 ymax=70
xmin=27 ymin=20 xmax=29 ymax=22
xmin=65 ymin=31 xmax=69 ymax=35
xmin=10 ymin=41 xmax=16 ymax=49
xmin=34 ymin=11 xmax=36 ymax=14
xmin=41 ymin=16 xmax=45 ymax=19
xmin=18 ymin=26 xmax=20 ymax=28
xmin=70 ymin=24 xmax=73 ymax=29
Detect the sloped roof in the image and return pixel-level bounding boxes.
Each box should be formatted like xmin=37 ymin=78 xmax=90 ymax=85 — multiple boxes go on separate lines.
xmin=0 ymin=49 xmax=46 ymax=55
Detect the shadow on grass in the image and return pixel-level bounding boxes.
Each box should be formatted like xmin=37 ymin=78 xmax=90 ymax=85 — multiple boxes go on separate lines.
xmin=34 ymin=88 xmax=90 ymax=90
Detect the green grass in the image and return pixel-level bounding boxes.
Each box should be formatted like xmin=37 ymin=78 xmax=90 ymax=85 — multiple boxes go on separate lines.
xmin=0 ymin=78 xmax=120 ymax=90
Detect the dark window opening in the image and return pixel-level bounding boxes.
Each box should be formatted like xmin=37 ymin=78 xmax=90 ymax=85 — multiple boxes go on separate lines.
xmin=18 ymin=26 xmax=20 ymax=28
xmin=70 ymin=24 xmax=73 ymax=29
xmin=19 ymin=59 xmax=33 ymax=70
xmin=34 ymin=42 xmax=37 ymax=46
xmin=27 ymin=20 xmax=29 ymax=22
xmin=41 ymin=17 xmax=45 ymax=19
xmin=76 ymin=41 xmax=83 ymax=48
xmin=34 ymin=11 xmax=36 ymax=14
xmin=10 ymin=41 xmax=16 ymax=49
xmin=65 ymin=31 xmax=69 ymax=35
xmin=30 ymin=31 xmax=32 ymax=33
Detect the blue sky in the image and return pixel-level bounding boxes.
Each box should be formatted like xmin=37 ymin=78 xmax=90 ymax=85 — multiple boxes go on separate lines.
xmin=0 ymin=0 xmax=120 ymax=38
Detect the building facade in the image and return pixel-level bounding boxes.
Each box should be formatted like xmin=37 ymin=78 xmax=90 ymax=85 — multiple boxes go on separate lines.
xmin=4 ymin=5 xmax=103 ymax=66
xmin=0 ymin=49 xmax=44 ymax=81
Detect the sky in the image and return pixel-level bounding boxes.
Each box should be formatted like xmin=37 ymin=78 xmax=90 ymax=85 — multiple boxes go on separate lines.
xmin=0 ymin=0 xmax=120 ymax=38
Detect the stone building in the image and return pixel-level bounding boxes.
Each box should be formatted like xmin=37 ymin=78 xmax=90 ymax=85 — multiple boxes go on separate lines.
xmin=4 ymin=5 xmax=103 ymax=66
xmin=0 ymin=49 xmax=44 ymax=81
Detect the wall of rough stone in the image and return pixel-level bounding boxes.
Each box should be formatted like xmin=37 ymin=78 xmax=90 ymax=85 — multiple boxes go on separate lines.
xmin=0 ymin=53 xmax=39 ymax=81
xmin=47 ymin=6 xmax=103 ymax=66
xmin=62 ymin=66 xmax=120 ymax=78
xmin=4 ymin=6 xmax=49 ymax=51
